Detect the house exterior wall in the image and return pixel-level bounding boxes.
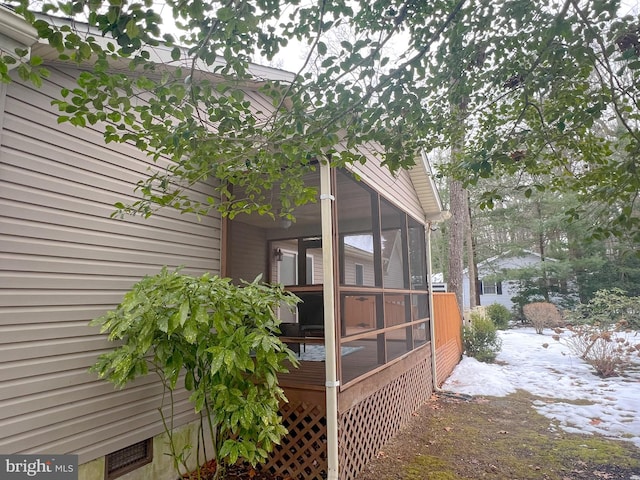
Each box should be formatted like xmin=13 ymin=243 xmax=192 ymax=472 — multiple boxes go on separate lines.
xmin=309 ymin=250 xmax=323 ymax=284
xmin=0 ymin=67 xmax=221 ymax=465
xmin=77 ymin=423 xmax=212 ymax=480
xmin=342 ymin=249 xmax=375 ymax=286
xmin=347 ymin=143 xmax=425 ymax=223
xmin=229 ymin=220 xmax=268 ymax=283
xmin=383 ymin=236 xmax=405 ymax=288
xmin=462 ymin=252 xmax=550 ymax=311
xmin=462 ymin=279 xmax=521 ymax=311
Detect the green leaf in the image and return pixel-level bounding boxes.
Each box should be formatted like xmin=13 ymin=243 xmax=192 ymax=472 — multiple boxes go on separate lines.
xmin=184 ymin=370 xmax=194 ymax=391
xmin=231 ymin=89 xmax=244 ymax=102
xmin=340 ymin=40 xmax=352 ymax=51
xmin=209 ymin=348 xmax=225 ymax=376
xmin=178 ymin=300 xmax=189 ymax=327
xmin=216 ymin=7 xmax=234 ymax=21
xmin=183 ymin=320 xmax=198 ymax=343
xmin=168 ymin=310 xmax=181 ymax=333
xmin=125 ymin=19 xmax=141 ymax=39
xmin=79 ymin=42 xmax=92 ymax=59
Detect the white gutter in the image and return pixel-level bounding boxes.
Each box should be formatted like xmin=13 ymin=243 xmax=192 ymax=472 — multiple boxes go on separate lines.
xmin=0 ymin=7 xmax=38 ymax=69
xmin=320 ymin=160 xmax=339 ymax=480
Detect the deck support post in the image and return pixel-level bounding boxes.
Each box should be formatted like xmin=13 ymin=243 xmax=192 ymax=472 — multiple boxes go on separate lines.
xmin=426 ymin=221 xmax=440 ymax=390
xmin=320 ymin=159 xmax=339 ymax=480
xmin=426 ymin=208 xmax=451 ymax=390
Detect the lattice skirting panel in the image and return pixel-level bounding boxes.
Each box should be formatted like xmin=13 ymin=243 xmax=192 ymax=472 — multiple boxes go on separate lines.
xmin=338 ymin=357 xmax=433 ymax=480
xmin=436 ymin=338 xmax=463 ymax=386
xmin=264 ymin=354 xmax=433 ymax=479
xmin=263 ymin=399 xmax=328 ymax=479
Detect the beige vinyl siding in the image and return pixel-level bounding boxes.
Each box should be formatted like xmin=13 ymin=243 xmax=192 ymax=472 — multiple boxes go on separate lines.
xmin=229 ymin=220 xmax=268 ymax=284
xmin=383 ymin=240 xmax=405 ymax=288
xmin=310 ymin=251 xmax=323 ymax=284
xmin=0 ymin=66 xmax=221 ymax=463
xmin=342 ymin=249 xmax=375 ymax=286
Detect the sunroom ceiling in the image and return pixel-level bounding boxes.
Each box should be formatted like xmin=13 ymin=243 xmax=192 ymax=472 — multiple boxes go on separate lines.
xmin=232 ymin=170 xmax=371 ymax=231
xmin=233 ymin=149 xmax=446 ymax=231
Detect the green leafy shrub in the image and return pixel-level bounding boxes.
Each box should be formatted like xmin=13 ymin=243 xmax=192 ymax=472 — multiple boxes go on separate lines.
xmin=90 ymin=268 xmax=300 ymax=479
xmin=560 ymin=289 xmax=640 ymax=377
xmin=523 ymin=302 xmax=563 ymax=334
xmin=486 ymin=303 xmax=512 ymax=330
xmin=463 ymin=313 xmax=502 ymax=363
xmin=565 ymin=288 xmax=640 ymax=330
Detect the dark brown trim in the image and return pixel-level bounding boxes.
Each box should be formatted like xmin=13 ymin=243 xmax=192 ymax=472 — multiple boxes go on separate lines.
xmin=371 ymin=192 xmax=383 ymax=287
xmin=220 ymin=183 xmax=231 ymax=277
xmin=339 ymin=318 xmax=428 ymax=343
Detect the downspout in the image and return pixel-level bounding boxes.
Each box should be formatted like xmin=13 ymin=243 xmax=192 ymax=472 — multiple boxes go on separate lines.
xmin=320 ymin=160 xmax=339 ymax=480
xmin=425 ymin=210 xmax=451 ymax=392
xmin=426 ymin=222 xmax=443 ymax=392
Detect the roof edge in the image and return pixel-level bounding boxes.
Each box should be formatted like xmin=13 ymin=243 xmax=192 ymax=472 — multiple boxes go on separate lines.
xmin=408 ymin=149 xmax=448 ymax=222
xmin=28 ymin=9 xmax=296 ymax=83
xmin=0 ymin=6 xmax=38 ymax=67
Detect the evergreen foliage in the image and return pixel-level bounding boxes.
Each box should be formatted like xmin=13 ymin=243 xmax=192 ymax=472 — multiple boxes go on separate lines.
xmin=565 ymin=288 xmax=640 ymax=329
xmin=485 ymin=303 xmax=511 ymax=330
xmin=463 ymin=313 xmax=502 ymax=363
xmin=90 ymin=268 xmax=300 ymax=478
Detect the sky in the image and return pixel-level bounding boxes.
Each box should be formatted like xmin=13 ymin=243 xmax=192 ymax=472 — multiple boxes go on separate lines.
xmin=442 ymin=327 xmax=640 ymax=448
xmin=150 ymin=1 xmax=640 ymax=75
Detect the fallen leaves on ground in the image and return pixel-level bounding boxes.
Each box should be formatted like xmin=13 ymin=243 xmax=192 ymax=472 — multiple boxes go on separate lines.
xmin=182 ymin=460 xmax=291 ymax=480
xmin=358 ymin=391 xmax=640 ymax=480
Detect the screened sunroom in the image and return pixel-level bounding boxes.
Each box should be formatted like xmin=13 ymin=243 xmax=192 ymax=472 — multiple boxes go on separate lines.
xmin=225 ymin=152 xmax=446 ymax=480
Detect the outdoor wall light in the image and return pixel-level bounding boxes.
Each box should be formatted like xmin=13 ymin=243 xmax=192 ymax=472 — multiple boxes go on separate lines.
xmin=280 ymin=218 xmax=293 ymax=229
xmin=277 ymin=208 xmax=293 ymax=229
xmin=274 ymin=248 xmax=284 ymax=262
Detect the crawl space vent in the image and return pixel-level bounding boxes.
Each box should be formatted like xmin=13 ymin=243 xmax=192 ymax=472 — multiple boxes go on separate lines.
xmin=105 ymin=438 xmax=153 ymax=479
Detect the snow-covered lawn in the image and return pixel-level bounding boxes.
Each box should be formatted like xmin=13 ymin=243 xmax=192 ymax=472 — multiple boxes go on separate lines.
xmin=442 ymin=327 xmax=640 ymax=448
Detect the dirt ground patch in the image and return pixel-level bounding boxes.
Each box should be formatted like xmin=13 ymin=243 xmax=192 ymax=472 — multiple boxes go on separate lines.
xmin=358 ymin=390 xmax=640 ymax=480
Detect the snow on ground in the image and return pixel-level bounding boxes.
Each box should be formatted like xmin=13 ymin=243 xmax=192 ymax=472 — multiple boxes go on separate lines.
xmin=442 ymin=327 xmax=640 ymax=448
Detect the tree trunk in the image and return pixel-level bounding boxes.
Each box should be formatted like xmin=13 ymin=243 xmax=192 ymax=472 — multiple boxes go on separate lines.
xmin=536 ymin=201 xmax=550 ymax=301
xmin=466 ymin=192 xmax=479 ymax=308
xmin=448 ymin=178 xmax=466 ymax=314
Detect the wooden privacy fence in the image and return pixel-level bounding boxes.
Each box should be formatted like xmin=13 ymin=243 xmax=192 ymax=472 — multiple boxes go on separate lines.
xmin=432 ymin=292 xmax=463 ymax=386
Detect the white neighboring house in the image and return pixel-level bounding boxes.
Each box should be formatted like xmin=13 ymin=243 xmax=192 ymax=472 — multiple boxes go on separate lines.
xmin=462 ymin=250 xmax=558 ymax=311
